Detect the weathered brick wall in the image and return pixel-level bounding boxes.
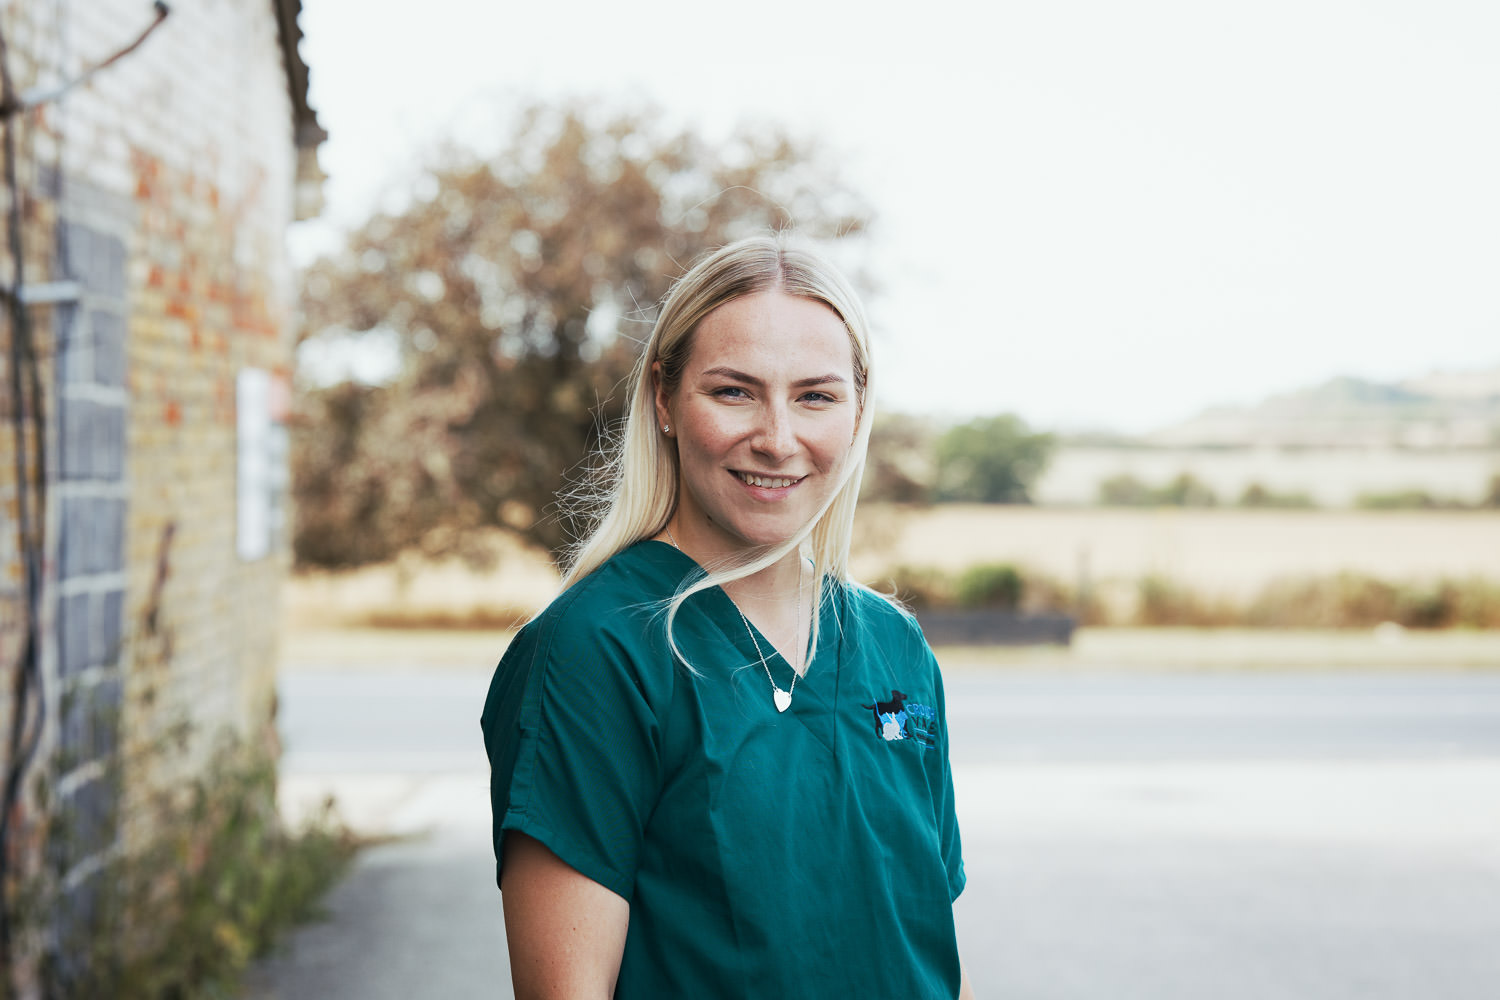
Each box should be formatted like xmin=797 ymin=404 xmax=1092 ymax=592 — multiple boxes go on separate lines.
xmin=1 ymin=0 xmax=308 ymax=963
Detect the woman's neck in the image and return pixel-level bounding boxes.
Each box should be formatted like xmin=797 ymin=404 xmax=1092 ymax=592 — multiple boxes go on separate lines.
xmin=658 ymin=520 xmax=812 ymax=670
xmin=657 ymin=518 xmax=805 ymax=602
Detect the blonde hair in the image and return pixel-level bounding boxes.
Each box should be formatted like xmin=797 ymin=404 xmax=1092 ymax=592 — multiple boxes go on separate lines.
xmin=559 ymin=233 xmax=875 ymax=671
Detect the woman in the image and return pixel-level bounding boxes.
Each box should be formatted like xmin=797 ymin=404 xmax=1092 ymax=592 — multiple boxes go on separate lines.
xmin=482 ymin=235 xmax=973 ymax=999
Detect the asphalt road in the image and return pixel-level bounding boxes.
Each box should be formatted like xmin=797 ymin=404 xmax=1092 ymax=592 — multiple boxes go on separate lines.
xmin=244 ymin=665 xmax=1500 ymax=999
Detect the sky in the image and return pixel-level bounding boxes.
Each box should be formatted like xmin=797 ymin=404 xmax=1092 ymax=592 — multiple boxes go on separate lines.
xmin=290 ymin=0 xmax=1500 ymax=433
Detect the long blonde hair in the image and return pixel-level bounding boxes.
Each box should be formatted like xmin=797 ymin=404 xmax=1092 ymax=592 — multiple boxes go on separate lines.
xmin=558 ymin=234 xmax=875 ymax=670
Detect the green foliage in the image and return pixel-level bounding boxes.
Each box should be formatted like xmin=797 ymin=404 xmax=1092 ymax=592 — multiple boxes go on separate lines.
xmin=1355 ymin=489 xmax=1436 ymax=509
xmin=1484 ymin=473 xmax=1500 ymax=508
xmin=933 ymin=414 xmax=1054 ymax=504
xmin=28 ymin=736 xmax=356 ymax=1000
xmin=955 ymin=564 xmax=1023 ymax=610
xmin=875 ymin=563 xmax=1084 ymax=618
xmin=293 ymin=101 xmax=871 ymax=568
xmin=1354 ymin=488 xmax=1465 ymax=510
xmin=1353 ymin=474 xmax=1500 ymax=511
xmin=1095 ymin=472 xmax=1153 ymax=506
xmin=1157 ymin=473 xmax=1218 ymax=507
xmin=1097 ymin=472 xmax=1218 ymax=507
xmin=1236 ymin=482 xmax=1316 ymax=508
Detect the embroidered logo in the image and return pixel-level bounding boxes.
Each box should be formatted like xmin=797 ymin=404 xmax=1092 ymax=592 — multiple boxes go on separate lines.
xmin=862 ymin=689 xmax=938 ymax=748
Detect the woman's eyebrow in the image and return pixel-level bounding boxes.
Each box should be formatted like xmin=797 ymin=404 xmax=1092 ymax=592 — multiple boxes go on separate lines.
xmin=699 ymin=366 xmax=848 ymax=389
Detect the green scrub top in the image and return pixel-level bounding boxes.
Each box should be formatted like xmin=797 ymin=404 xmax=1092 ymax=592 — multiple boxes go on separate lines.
xmin=482 ymin=541 xmax=965 ymax=999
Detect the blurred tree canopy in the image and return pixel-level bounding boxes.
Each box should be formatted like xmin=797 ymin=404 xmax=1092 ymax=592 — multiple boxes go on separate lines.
xmin=861 ymin=413 xmax=939 ymax=504
xmin=292 ymin=103 xmax=871 ymax=569
xmin=932 ymin=414 xmax=1054 ymax=504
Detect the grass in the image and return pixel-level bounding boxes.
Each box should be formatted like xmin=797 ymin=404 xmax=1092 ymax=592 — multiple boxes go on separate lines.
xmin=19 ymin=736 xmax=358 ymax=1000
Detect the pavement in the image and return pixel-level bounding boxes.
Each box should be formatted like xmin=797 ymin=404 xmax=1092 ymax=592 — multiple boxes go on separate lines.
xmin=241 ymin=628 xmax=1500 ymax=999
xmin=240 ymin=772 xmax=503 ymax=999
xmin=240 ymin=664 xmax=506 ymax=1000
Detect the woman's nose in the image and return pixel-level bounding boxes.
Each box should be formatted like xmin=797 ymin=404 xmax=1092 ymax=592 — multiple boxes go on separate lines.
xmin=750 ymin=404 xmax=797 ymax=462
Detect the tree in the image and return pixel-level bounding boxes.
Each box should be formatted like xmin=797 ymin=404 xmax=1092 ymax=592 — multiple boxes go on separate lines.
xmin=932 ymin=414 xmax=1054 ymax=504
xmin=293 ymin=103 xmax=871 ymax=568
xmin=861 ymin=412 xmax=937 ymax=503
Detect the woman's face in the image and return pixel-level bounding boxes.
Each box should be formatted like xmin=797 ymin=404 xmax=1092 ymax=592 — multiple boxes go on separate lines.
xmin=656 ymin=290 xmax=859 ymax=562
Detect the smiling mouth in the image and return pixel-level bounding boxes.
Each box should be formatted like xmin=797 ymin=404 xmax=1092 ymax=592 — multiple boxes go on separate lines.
xmin=735 ymin=471 xmax=804 ymax=489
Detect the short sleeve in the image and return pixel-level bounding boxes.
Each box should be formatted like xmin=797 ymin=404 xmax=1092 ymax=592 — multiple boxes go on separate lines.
xmin=481 ymin=586 xmax=669 ymax=900
xmin=928 ymin=644 xmax=966 ymax=901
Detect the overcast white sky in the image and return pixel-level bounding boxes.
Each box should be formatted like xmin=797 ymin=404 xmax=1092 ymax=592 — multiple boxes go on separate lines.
xmin=291 ymin=0 xmax=1499 ymax=433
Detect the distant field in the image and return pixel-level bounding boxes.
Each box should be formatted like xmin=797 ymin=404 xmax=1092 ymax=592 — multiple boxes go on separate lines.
xmin=284 ymin=507 xmax=1500 ymax=627
xmin=850 ymin=505 xmax=1500 ymax=599
xmin=1035 ymin=446 xmax=1500 ymax=506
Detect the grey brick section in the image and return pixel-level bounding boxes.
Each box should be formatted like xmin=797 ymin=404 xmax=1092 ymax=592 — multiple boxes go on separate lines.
xmin=61 ymin=221 xmax=128 ymax=300
xmin=53 ymin=213 xmax=130 ymax=905
xmin=91 ymin=310 xmax=126 ymax=387
xmin=58 ymin=592 xmax=92 ymax=679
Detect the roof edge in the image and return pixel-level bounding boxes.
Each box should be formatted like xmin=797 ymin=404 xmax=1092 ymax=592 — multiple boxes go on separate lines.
xmin=271 ymin=0 xmax=328 ymax=220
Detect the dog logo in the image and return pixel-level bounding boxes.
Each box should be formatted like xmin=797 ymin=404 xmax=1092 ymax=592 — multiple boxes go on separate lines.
xmin=862 ymin=689 xmax=937 ymax=747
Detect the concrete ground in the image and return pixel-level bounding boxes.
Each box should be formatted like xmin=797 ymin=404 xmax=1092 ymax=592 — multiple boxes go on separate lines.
xmin=242 ymin=628 xmax=1500 ymax=999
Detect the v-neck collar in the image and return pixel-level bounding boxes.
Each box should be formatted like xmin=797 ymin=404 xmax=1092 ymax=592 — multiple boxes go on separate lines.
xmin=706 ymin=573 xmax=842 ymax=752
xmin=641 ymin=540 xmax=842 ymax=750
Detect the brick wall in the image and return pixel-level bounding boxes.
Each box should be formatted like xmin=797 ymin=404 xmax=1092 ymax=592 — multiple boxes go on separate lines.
xmin=1 ymin=0 xmax=316 ymax=978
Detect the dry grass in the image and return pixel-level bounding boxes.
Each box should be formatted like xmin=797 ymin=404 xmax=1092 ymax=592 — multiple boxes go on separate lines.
xmin=852 ymin=504 xmax=1500 ymax=599
xmin=282 ymin=508 xmax=1500 ymax=637
xmin=283 ymin=530 xmax=559 ymax=631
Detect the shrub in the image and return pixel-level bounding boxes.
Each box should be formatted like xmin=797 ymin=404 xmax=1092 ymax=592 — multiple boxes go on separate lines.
xmin=27 ymin=735 xmax=357 ymax=999
xmin=1157 ymin=473 xmax=1218 ymax=507
xmin=1448 ymin=576 xmax=1500 ymax=627
xmin=1354 ymin=489 xmax=1462 ymax=510
xmin=872 ymin=565 xmax=1500 ymax=630
xmin=1135 ymin=574 xmax=1237 ymax=626
xmin=1237 ymin=482 xmax=1316 ymax=508
xmin=1097 ymin=473 xmax=1154 ymax=506
xmin=955 ymin=564 xmax=1024 ymax=610
xmin=1097 ymin=472 xmax=1218 ymax=507
xmin=1483 ymin=472 xmax=1500 ymax=509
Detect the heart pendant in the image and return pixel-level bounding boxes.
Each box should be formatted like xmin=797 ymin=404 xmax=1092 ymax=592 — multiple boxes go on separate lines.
xmin=773 ymin=688 xmax=792 ymax=713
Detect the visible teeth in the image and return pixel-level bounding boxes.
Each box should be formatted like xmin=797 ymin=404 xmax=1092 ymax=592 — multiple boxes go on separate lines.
xmin=739 ymin=472 xmax=798 ymax=489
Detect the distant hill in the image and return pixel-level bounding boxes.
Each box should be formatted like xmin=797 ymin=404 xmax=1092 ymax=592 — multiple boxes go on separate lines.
xmin=1146 ymin=366 xmax=1500 ymax=448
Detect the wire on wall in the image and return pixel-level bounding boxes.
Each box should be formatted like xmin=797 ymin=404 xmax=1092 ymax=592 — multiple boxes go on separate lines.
xmin=0 ymin=2 xmax=169 ymax=120
xmin=0 ymin=10 xmax=48 ymax=974
xmin=0 ymin=1 xmax=172 ymax=975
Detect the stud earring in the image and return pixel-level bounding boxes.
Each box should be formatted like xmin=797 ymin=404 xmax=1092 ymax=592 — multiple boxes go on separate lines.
xmin=662 ymin=424 xmax=671 ymax=434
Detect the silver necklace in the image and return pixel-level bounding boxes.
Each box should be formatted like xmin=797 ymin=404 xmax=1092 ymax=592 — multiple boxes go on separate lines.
xmin=664 ymin=525 xmax=804 ymax=713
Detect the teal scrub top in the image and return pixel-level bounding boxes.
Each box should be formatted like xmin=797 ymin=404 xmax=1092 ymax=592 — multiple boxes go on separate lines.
xmin=482 ymin=541 xmax=965 ymax=999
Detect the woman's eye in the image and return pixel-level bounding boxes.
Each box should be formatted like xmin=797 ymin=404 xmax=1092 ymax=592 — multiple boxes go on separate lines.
xmin=801 ymin=391 xmax=836 ymax=404
xmin=712 ymin=386 xmax=749 ymax=399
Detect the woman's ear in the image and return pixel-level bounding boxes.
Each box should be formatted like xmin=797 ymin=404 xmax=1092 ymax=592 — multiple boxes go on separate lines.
xmin=652 ymin=361 xmax=673 ymax=437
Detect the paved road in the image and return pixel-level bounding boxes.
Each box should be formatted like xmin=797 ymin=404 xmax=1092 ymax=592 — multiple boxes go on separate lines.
xmin=244 ymin=666 xmax=1500 ymax=999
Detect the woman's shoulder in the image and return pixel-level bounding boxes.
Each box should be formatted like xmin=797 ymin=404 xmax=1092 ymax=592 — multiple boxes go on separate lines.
xmin=539 ymin=540 xmax=689 ymax=619
xmin=514 ymin=540 xmax=693 ymax=658
xmin=493 ymin=542 xmax=689 ymax=703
